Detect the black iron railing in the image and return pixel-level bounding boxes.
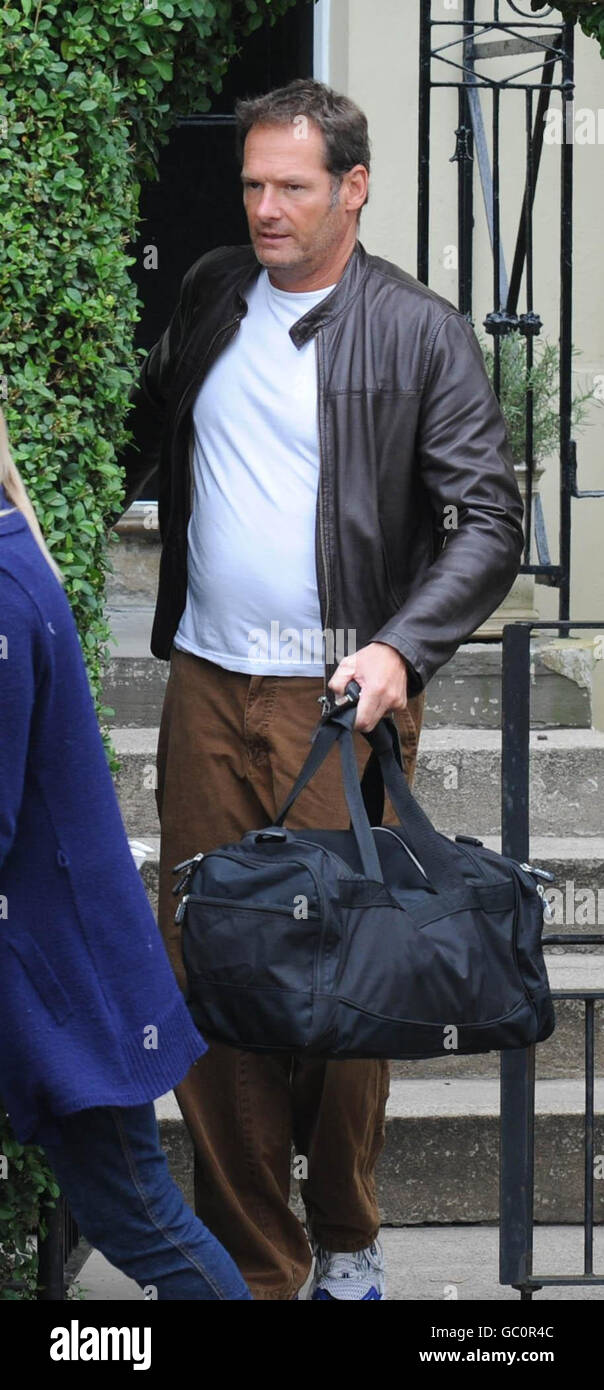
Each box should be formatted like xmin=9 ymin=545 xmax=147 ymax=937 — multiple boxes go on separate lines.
xmin=36 ymin=1194 xmax=81 ymax=1300
xmin=500 ymin=620 xmax=604 ymax=1298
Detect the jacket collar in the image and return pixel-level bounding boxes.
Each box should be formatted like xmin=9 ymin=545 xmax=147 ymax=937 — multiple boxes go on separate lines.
xmin=234 ymin=238 xmax=370 ymax=348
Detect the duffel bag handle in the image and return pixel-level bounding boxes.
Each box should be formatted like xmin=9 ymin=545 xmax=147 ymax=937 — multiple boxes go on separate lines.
xmin=274 ymin=684 xmax=467 ymax=893
xmin=323 ymin=689 xmax=468 ymax=890
xmin=362 ymin=721 xmax=466 ymax=889
xmin=273 ymin=686 xmax=384 ymax=881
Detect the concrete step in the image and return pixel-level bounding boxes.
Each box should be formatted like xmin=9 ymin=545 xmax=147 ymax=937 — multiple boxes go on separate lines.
xmin=154 ymin=1078 xmax=604 ymax=1226
xmin=103 ymin=608 xmax=596 ymax=730
xmin=412 ymin=729 xmax=604 ymax=836
xmin=426 ymin=638 xmax=595 ymax=729
xmin=113 ymin=725 xmax=604 ymax=837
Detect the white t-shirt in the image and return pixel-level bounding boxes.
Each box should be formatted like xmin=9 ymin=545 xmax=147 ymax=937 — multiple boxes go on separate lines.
xmin=173 ymin=268 xmax=337 ymax=676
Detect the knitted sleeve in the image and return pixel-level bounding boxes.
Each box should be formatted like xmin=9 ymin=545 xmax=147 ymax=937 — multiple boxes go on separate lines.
xmin=0 ymin=570 xmax=44 ymax=869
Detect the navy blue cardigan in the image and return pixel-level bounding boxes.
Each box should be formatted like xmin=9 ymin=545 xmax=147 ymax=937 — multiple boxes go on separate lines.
xmin=0 ymin=489 xmax=206 ymax=1144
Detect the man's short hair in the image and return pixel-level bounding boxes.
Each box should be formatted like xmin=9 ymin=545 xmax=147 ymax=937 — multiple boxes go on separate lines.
xmin=234 ymin=77 xmax=371 ymax=214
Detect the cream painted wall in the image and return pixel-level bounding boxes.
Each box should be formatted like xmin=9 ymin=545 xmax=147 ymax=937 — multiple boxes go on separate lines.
xmin=322 ymin=0 xmax=604 ymax=622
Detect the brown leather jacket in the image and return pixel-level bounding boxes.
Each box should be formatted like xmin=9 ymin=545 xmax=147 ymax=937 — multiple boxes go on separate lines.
xmin=117 ymin=238 xmax=524 ymax=695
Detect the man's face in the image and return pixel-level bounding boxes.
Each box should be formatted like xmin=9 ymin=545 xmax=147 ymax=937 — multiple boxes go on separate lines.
xmin=241 ymin=121 xmax=355 ymax=278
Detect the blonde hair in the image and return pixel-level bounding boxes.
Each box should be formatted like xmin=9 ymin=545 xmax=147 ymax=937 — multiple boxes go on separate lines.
xmin=0 ymin=407 xmax=64 ymax=584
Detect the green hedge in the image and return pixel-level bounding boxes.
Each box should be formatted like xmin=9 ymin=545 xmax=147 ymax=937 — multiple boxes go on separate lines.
xmin=0 ymin=0 xmax=307 ymax=1298
xmin=531 ymin=1 xmax=604 ymax=57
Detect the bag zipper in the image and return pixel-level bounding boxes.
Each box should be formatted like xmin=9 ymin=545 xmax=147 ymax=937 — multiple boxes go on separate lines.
xmin=454 ymin=840 xmax=554 ymax=897
xmin=451 ymin=839 xmax=491 ymax=882
xmin=184 ymin=894 xmax=319 ymax=918
xmin=293 ymin=836 xmax=368 ymax=881
xmin=371 ymin=825 xmax=429 ymax=879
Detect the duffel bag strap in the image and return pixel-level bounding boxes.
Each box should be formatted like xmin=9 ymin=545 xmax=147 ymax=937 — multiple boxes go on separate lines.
xmin=362 ymin=721 xmax=467 ymax=890
xmin=359 ymin=716 xmax=403 ymax=825
xmin=273 ymin=705 xmax=384 ymax=882
xmin=273 ymin=716 xmax=346 ymax=826
xmin=320 ymin=697 xmax=466 ymax=890
xmin=274 ymin=688 xmax=467 ymax=894
xmin=337 ymin=726 xmax=384 ymax=882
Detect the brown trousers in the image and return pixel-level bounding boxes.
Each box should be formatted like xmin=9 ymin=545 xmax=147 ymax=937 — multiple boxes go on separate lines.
xmin=155 ymin=646 xmax=425 ymax=1300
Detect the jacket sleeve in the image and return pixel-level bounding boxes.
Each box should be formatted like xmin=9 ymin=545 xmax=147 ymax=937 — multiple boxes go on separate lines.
xmin=0 ymin=574 xmax=42 ymax=870
xmin=113 ymin=256 xmax=203 ymax=519
xmin=371 ymin=311 xmax=525 ymax=694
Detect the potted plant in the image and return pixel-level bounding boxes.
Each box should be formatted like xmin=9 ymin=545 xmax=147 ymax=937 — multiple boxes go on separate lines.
xmin=474 ymin=332 xmax=597 ymax=634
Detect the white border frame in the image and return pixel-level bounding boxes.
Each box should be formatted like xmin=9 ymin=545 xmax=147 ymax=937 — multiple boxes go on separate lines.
xmin=313 ymin=0 xmax=331 ymax=82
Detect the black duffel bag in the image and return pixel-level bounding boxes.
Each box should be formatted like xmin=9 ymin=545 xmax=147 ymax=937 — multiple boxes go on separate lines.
xmin=175 ymin=686 xmax=556 ymax=1059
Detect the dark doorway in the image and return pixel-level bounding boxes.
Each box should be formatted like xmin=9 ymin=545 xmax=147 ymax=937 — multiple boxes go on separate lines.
xmin=128 ymin=2 xmax=314 ymax=500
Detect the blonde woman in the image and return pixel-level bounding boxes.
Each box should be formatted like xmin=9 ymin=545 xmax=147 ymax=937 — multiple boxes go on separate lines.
xmin=0 ymin=409 xmax=251 ymax=1300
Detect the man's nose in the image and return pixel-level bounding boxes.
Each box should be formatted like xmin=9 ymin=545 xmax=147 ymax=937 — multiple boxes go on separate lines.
xmin=255 ymin=187 xmax=282 ymax=219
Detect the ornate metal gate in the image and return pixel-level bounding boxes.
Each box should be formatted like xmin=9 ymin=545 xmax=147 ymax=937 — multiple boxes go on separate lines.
xmin=418 ymin=0 xmax=603 ymax=621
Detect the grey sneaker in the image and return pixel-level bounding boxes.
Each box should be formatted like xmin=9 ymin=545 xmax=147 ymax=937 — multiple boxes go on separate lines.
xmin=308 ymin=1238 xmax=385 ymax=1300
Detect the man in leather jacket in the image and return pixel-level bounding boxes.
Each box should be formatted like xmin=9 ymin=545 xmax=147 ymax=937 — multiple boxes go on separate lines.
xmin=115 ymin=78 xmax=524 ymax=1301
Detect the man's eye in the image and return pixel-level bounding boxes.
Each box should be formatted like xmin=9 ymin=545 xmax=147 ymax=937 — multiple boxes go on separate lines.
xmin=287 ymin=184 xmax=303 ymax=191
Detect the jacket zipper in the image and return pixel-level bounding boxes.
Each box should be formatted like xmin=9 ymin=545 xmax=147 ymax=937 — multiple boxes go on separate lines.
xmin=175 ymin=310 xmax=246 ymax=433
xmin=315 ymin=328 xmax=331 ymax=703
xmin=174 ymin=308 xmax=247 ymax=529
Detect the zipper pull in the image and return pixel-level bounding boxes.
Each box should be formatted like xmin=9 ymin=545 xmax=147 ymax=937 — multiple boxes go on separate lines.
xmin=171 ymin=852 xmax=204 ymax=896
xmin=519 ymin=862 xmax=555 ymax=883
xmin=536 ymin=882 xmax=555 ymax=923
xmin=174 ymin=894 xmax=190 ymax=925
xmin=172 ymin=853 xmax=202 ymax=874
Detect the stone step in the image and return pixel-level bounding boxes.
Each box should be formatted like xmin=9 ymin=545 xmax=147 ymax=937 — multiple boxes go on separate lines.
xmin=103 ymin=609 xmax=596 ymax=730
xmin=113 ymin=725 xmax=604 ymax=837
xmin=155 ymin=1078 xmax=604 ymax=1225
xmin=412 ymin=729 xmax=604 ymax=836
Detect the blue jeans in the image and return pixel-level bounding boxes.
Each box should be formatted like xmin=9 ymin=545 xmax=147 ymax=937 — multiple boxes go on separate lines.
xmin=41 ymin=1102 xmax=252 ymax=1300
